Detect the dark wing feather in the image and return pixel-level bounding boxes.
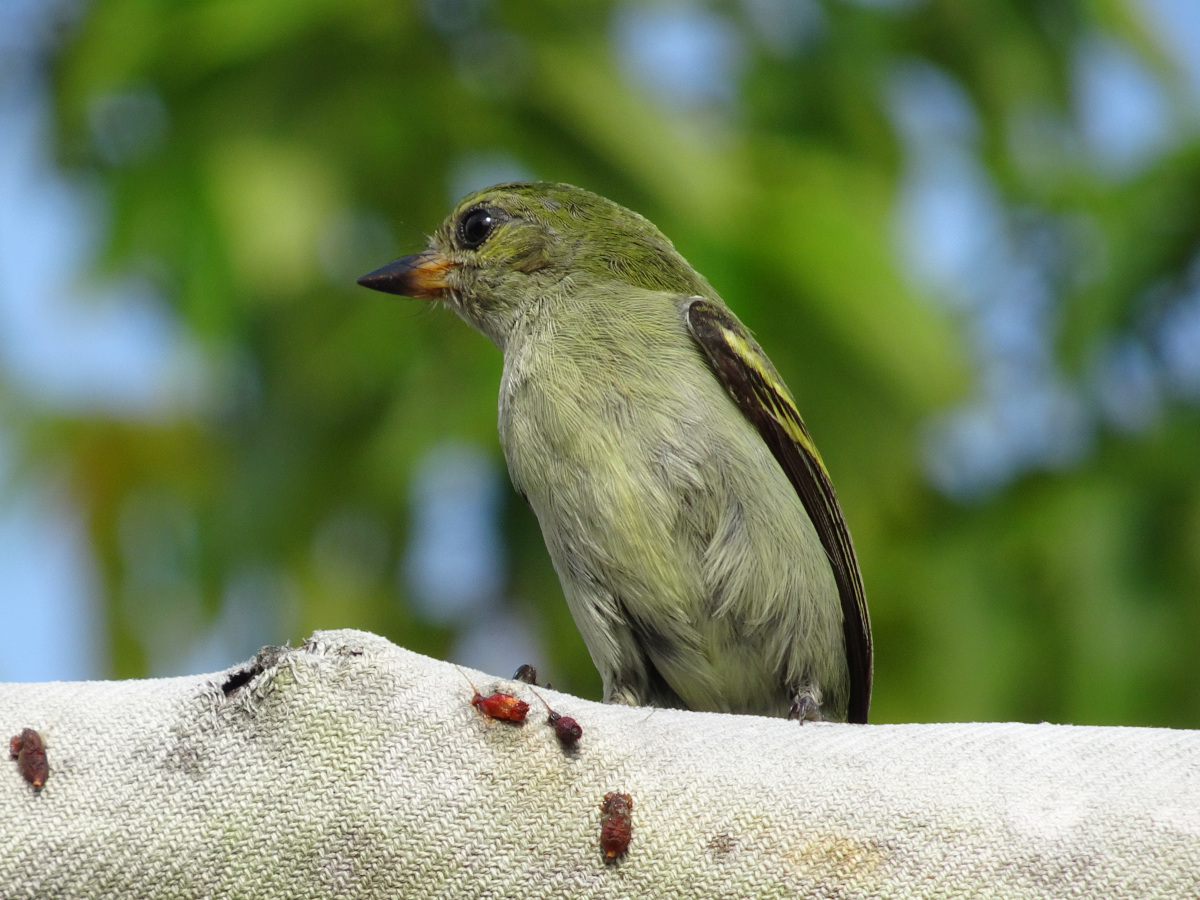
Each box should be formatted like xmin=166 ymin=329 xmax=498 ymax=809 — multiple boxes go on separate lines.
xmin=685 ymin=297 xmax=872 ymax=723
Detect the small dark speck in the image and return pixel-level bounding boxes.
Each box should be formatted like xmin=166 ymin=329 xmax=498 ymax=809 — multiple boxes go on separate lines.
xmin=707 ymin=833 xmax=737 ymax=857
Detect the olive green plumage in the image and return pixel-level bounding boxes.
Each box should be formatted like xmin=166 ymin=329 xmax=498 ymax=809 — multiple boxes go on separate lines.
xmin=359 ymin=182 xmax=872 ymax=722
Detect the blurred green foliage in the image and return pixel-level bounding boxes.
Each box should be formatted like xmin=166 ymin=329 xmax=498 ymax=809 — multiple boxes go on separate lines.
xmin=31 ymin=0 xmax=1200 ymax=725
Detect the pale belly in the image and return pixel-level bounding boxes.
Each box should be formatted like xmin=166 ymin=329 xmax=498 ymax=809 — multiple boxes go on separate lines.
xmin=497 ymin=352 xmax=848 ymax=717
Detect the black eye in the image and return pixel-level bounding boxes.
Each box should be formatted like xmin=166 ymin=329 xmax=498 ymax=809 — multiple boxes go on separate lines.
xmin=457 ymin=207 xmax=497 ymax=249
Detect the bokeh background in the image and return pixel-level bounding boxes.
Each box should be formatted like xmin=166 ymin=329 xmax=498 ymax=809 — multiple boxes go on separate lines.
xmin=2 ymin=0 xmax=1199 ymax=727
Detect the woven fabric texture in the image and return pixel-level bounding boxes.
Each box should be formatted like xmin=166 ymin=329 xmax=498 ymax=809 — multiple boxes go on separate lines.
xmin=1 ymin=628 xmax=1198 ymax=899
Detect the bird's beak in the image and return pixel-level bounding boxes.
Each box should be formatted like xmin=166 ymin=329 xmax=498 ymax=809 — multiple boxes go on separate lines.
xmin=357 ymin=251 xmax=455 ymax=299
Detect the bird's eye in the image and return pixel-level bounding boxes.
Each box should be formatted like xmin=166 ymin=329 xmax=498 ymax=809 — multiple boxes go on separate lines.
xmin=457 ymin=207 xmax=497 ymax=250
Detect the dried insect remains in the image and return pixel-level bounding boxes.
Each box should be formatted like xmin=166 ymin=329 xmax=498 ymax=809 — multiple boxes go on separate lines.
xmin=458 ymin=668 xmax=529 ymax=723
xmin=9 ymin=728 xmax=49 ymax=791
xmin=530 ymin=688 xmax=582 ymax=747
xmin=600 ymin=791 xmax=633 ymax=861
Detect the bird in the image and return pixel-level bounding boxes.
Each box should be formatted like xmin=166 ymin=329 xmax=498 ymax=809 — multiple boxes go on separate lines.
xmin=358 ymin=182 xmax=871 ymax=723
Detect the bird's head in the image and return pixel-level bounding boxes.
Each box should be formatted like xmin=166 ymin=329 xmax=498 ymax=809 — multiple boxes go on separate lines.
xmin=358 ymin=182 xmax=712 ymax=347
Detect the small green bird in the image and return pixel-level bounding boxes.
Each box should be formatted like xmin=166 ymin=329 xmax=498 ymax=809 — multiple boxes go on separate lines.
xmin=359 ymin=182 xmax=871 ymax=723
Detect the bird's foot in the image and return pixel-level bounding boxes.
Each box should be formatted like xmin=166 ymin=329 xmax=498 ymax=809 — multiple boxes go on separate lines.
xmin=606 ymin=685 xmax=643 ymax=707
xmin=788 ymin=690 xmax=822 ymax=724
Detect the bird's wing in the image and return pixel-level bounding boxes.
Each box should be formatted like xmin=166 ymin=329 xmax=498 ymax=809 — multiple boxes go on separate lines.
xmin=684 ymin=297 xmax=872 ymax=723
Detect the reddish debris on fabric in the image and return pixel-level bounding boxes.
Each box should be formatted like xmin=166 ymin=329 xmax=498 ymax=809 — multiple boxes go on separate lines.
xmin=548 ymin=710 xmax=582 ymax=746
xmin=458 ymin=667 xmax=529 ymax=723
xmin=530 ymin=688 xmax=582 ymax=747
xmin=600 ymin=791 xmax=633 ymax=861
xmin=472 ymin=690 xmax=530 ymax=723
xmin=9 ymin=728 xmax=49 ymax=790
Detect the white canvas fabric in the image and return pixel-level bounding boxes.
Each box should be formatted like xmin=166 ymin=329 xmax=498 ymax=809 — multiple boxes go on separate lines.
xmin=2 ymin=628 xmax=1197 ymax=898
